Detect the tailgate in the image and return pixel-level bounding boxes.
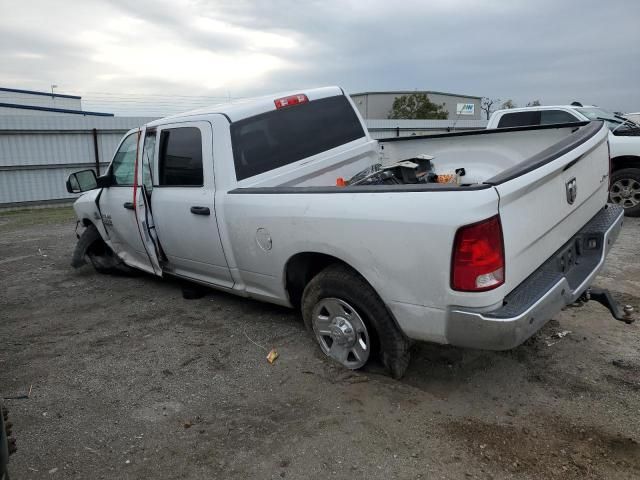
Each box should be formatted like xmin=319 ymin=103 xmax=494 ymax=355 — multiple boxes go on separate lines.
xmin=487 ymin=122 xmax=610 ymax=293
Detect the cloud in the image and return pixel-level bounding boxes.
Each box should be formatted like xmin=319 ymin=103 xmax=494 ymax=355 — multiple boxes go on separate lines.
xmin=0 ymin=0 xmax=638 ymax=115
xmin=74 ymin=16 xmax=292 ymax=91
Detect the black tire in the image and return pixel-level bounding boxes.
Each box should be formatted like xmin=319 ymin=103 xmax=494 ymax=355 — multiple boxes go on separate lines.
xmin=72 ymin=224 xmax=133 ymax=275
xmin=609 ymin=168 xmax=640 ymax=217
xmin=1 ymin=403 xmax=10 ymax=480
xmin=301 ymin=263 xmax=411 ymax=379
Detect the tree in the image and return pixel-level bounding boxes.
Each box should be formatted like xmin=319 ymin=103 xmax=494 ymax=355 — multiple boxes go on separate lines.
xmin=526 ymin=99 xmax=541 ymax=107
xmin=388 ymin=93 xmax=448 ymax=120
xmin=481 ymin=97 xmax=500 ymax=120
xmin=501 ymin=99 xmax=517 ymax=109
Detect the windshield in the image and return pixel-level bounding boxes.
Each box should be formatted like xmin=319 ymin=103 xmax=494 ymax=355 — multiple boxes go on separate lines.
xmin=576 ymin=107 xmax=639 ymax=130
xmin=576 ymin=107 xmax=621 ymax=123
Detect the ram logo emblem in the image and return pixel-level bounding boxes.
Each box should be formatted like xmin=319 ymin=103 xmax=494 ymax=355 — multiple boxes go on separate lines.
xmin=566 ymin=178 xmax=577 ymax=205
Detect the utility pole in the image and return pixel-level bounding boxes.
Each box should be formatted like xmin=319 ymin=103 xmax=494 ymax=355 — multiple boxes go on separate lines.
xmin=51 ymin=84 xmax=58 ymax=107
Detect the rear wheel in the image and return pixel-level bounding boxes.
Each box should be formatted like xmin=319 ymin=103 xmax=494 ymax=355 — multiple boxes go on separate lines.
xmin=609 ymin=168 xmax=640 ymax=217
xmin=301 ymin=264 xmax=411 ymax=378
xmin=311 ymin=297 xmax=372 ymax=370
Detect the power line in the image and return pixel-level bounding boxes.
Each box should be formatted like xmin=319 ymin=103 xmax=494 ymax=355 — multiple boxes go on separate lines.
xmin=0 ymin=90 xmax=250 ymax=116
xmin=74 ymin=91 xmax=245 ymax=99
xmin=0 ymin=95 xmax=240 ymax=104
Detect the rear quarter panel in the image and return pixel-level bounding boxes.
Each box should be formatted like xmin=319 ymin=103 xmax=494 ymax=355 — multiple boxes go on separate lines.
xmin=220 ymin=188 xmax=501 ymax=310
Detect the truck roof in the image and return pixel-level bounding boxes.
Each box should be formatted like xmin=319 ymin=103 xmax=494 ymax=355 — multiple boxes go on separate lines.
xmin=148 ymin=86 xmax=344 ymax=126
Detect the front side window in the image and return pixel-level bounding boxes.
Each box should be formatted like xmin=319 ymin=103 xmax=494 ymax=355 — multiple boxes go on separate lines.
xmin=158 ymin=127 xmax=203 ymax=186
xmin=540 ymin=110 xmax=579 ymax=125
xmin=111 ymin=133 xmax=138 ymax=185
xmin=142 ymin=130 xmax=156 ymax=192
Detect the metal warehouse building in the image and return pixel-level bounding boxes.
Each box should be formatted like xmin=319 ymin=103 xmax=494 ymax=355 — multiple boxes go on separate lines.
xmin=0 ymin=87 xmax=114 ymax=117
xmin=0 ymin=87 xmax=156 ymax=208
xmin=0 ymin=86 xmax=487 ymax=209
xmin=350 ymin=90 xmax=482 ymax=120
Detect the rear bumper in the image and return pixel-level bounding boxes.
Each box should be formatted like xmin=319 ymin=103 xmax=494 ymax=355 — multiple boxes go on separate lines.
xmin=446 ymin=204 xmax=624 ymax=350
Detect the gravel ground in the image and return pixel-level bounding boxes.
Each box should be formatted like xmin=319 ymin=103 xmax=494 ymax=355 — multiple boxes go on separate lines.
xmin=1 ymin=207 xmax=639 ymax=480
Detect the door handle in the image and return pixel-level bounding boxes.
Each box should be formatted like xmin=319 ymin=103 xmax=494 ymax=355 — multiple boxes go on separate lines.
xmin=190 ymin=206 xmax=210 ymax=216
xmin=123 ymin=202 xmax=134 ymax=210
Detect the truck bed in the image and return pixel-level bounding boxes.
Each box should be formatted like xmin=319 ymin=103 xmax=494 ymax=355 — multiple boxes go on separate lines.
xmin=240 ymin=122 xmax=597 ymax=190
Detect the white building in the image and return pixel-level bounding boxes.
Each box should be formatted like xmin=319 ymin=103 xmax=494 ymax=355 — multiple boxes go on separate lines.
xmin=350 ymin=90 xmax=482 ymax=120
xmin=0 ymin=87 xmax=113 ymax=117
xmin=0 ymin=86 xmax=158 ymax=208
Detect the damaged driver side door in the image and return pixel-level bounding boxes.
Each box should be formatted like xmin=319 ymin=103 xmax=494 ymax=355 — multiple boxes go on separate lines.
xmin=98 ymin=131 xmax=158 ymax=274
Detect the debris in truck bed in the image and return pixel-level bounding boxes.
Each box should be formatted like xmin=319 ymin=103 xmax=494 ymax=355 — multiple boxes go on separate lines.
xmin=346 ymin=155 xmax=468 ymax=186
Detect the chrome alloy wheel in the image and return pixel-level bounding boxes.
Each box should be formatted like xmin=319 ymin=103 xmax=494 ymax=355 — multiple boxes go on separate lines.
xmin=311 ymin=298 xmax=371 ymax=369
xmin=610 ymin=178 xmax=640 ymax=208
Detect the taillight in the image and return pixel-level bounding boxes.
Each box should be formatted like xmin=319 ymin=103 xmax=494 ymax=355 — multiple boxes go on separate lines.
xmin=451 ymin=215 xmax=505 ymax=292
xmin=274 ymin=94 xmax=308 ymax=109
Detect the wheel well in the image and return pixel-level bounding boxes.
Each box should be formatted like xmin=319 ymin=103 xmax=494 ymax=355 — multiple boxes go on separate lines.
xmin=611 ymin=156 xmax=640 ymax=172
xmin=285 ymin=252 xmax=356 ymax=309
xmin=80 ymin=220 xmax=109 ymax=255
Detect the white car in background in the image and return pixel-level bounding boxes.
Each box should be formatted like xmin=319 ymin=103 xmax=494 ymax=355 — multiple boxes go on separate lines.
xmin=624 ymin=112 xmax=640 ymax=125
xmin=488 ymin=104 xmax=640 ymax=216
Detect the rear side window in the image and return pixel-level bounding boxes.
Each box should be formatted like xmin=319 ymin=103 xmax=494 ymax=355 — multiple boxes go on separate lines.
xmin=158 ymin=127 xmax=203 ymax=186
xmin=540 ymin=110 xmax=579 ymax=125
xmin=497 ymin=111 xmax=541 ymax=128
xmin=231 ymin=95 xmax=365 ymax=181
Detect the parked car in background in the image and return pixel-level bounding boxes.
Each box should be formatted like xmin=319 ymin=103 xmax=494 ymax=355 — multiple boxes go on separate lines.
xmin=623 ymin=112 xmax=640 ymax=125
xmin=65 ymin=87 xmax=626 ymax=378
xmin=488 ymin=105 xmax=640 ymax=216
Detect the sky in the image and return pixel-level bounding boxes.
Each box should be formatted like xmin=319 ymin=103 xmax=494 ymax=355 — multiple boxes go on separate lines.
xmin=0 ymin=0 xmax=639 ymax=116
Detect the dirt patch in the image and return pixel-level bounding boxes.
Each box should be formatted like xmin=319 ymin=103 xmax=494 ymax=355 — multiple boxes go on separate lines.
xmin=448 ymin=416 xmax=640 ymax=479
xmin=1 ymin=210 xmax=640 ymax=479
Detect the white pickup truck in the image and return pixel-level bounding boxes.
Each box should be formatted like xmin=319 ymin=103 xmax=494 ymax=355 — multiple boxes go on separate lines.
xmin=66 ymin=86 xmax=630 ymax=378
xmin=487 ymin=104 xmax=640 ymax=216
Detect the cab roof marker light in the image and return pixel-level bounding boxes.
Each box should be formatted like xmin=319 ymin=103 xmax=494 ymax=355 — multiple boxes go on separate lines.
xmin=274 ymin=94 xmax=309 ymax=109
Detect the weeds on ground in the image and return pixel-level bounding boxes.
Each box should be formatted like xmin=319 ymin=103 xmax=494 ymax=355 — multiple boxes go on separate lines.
xmin=0 ymin=206 xmax=75 ymax=232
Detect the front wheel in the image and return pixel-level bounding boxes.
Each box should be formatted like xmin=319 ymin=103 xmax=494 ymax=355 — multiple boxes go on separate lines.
xmin=301 ymin=264 xmax=411 ymax=378
xmin=72 ymin=224 xmax=133 ymax=275
xmin=609 ymin=168 xmax=640 ymax=217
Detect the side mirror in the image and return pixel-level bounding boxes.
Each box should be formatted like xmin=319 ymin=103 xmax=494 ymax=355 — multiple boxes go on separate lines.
xmin=66 ymin=169 xmax=98 ymax=193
